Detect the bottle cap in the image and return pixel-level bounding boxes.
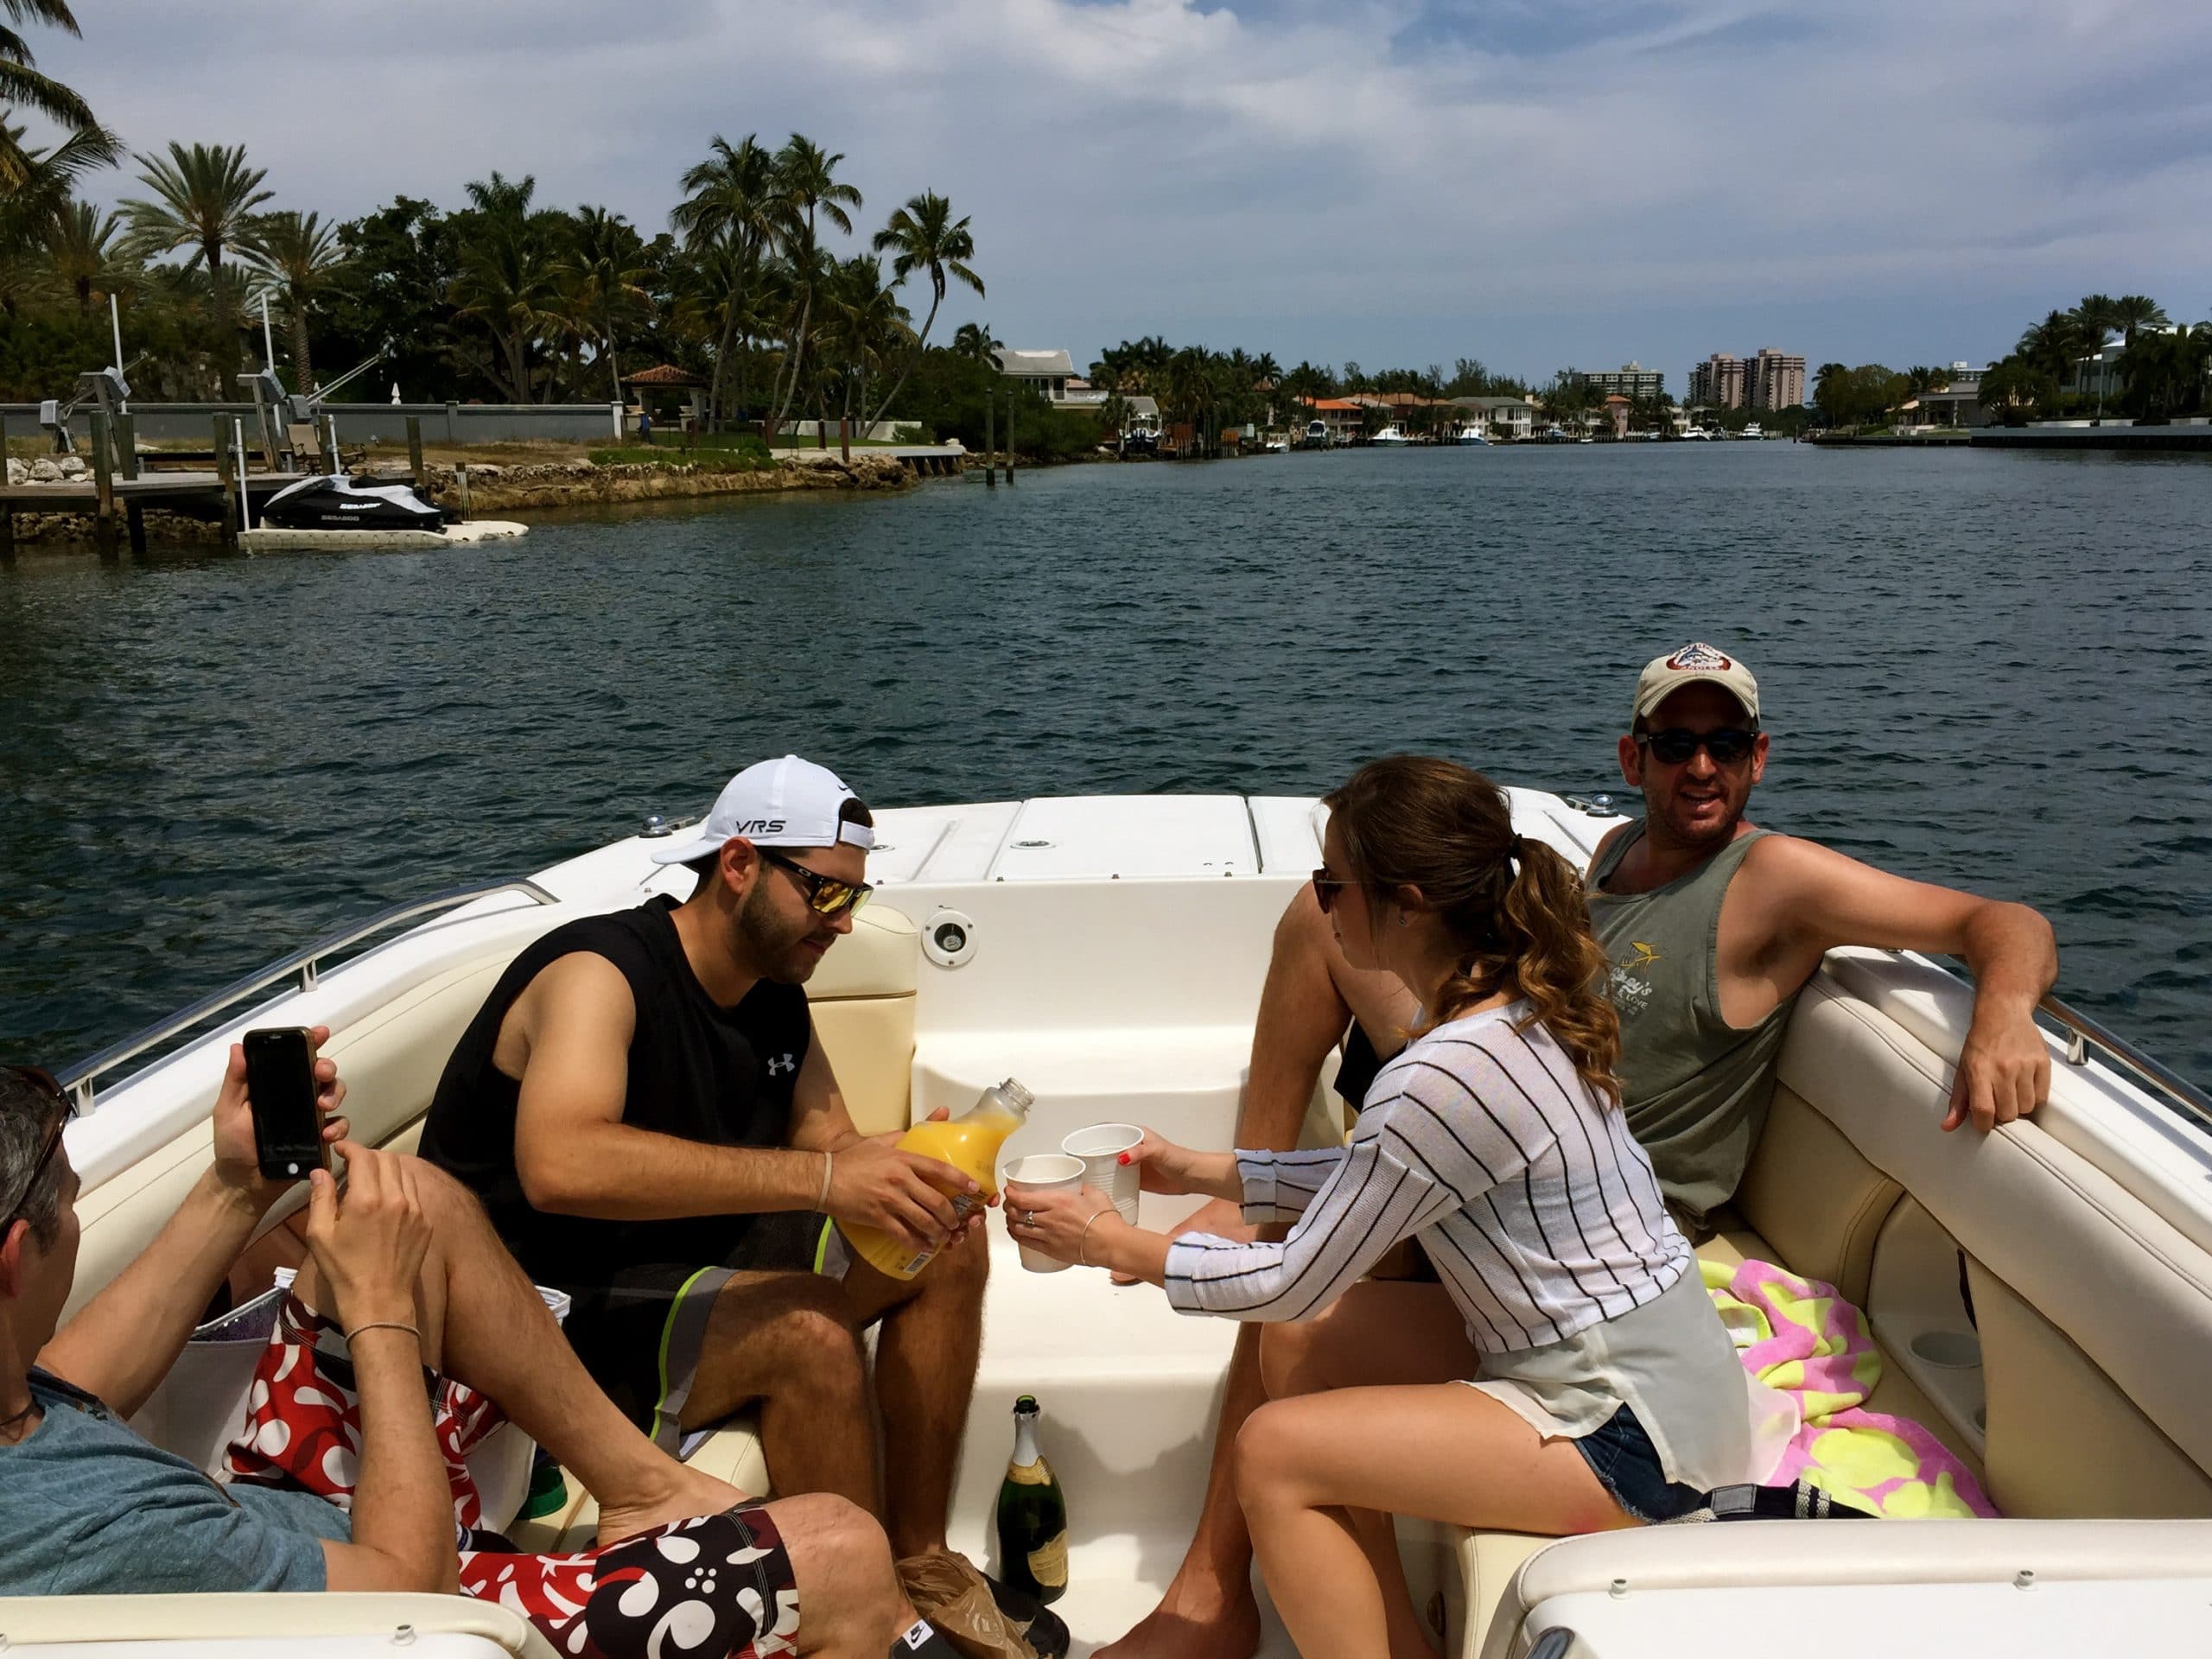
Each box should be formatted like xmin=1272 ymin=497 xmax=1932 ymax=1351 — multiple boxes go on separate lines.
xmin=998 ymin=1078 xmax=1036 ymax=1113
xmin=1014 ymin=1394 xmax=1039 ymax=1414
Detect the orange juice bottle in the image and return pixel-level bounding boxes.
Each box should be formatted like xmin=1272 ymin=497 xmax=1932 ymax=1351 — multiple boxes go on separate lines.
xmin=842 ymin=1078 xmax=1034 ymax=1280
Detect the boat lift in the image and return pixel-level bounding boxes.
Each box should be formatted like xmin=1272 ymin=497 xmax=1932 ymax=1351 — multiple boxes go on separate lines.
xmin=37 ymin=359 xmax=148 ymax=458
xmin=238 ymin=353 xmax=383 ymax=475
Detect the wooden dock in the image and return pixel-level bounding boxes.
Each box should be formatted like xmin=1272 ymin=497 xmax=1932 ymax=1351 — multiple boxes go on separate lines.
xmin=1 ymin=470 xmax=309 ymax=558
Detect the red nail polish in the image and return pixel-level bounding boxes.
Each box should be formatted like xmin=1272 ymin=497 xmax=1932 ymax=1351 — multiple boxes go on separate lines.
xmin=1116 ymin=1152 xmax=1130 ymax=1165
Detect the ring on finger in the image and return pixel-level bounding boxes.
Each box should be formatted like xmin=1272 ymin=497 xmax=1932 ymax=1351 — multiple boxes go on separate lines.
xmin=1022 ymin=1209 xmax=1037 ymax=1226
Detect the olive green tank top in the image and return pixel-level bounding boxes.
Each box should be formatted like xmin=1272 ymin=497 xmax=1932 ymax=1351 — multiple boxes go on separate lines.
xmin=1586 ymin=824 xmax=1797 ymax=1226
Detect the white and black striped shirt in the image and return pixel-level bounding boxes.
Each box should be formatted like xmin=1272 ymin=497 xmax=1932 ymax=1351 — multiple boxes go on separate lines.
xmin=1163 ymin=1003 xmax=1690 ymax=1351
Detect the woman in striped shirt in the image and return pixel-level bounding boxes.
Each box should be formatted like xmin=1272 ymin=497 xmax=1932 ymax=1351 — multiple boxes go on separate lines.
xmin=1010 ymin=757 xmax=1769 ymax=1659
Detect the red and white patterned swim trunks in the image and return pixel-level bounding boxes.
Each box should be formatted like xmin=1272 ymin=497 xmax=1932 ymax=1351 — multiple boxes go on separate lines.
xmin=224 ymin=1294 xmax=801 ymax=1659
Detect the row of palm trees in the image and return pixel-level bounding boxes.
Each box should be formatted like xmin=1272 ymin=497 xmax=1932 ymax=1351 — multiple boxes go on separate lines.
xmin=3 ymin=3 xmax=985 ymax=430
xmin=1980 ymin=293 xmax=2202 ymax=422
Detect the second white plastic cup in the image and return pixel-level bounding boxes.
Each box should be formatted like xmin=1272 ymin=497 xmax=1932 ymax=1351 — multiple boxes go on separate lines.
xmin=1003 ymin=1154 xmax=1087 ymax=1273
xmin=1063 ymin=1122 xmax=1143 ymax=1224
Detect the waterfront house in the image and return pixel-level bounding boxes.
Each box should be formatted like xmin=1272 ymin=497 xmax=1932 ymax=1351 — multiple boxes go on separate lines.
xmin=1896 ymin=367 xmax=1985 ymax=429
xmin=1448 ymin=395 xmax=1537 ymax=442
xmin=994 ymin=349 xmax=1102 ymax=405
xmin=1299 ymin=397 xmax=1366 ymax=445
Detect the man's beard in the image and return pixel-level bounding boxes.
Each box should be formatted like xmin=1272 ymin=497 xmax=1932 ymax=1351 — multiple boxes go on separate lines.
xmin=737 ymin=883 xmax=830 ymax=984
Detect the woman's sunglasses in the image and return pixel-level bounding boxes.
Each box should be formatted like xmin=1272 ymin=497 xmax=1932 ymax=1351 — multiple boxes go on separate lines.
xmin=1637 ymin=727 xmax=1758 ymax=766
xmin=3 ymin=1067 xmax=71 ymax=1229
xmin=756 ymin=846 xmax=874 ymax=918
xmin=1311 ymin=868 xmax=1351 ymax=915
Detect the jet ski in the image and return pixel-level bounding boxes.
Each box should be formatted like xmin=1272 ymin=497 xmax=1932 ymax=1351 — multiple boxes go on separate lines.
xmin=258 ymin=474 xmax=446 ymax=532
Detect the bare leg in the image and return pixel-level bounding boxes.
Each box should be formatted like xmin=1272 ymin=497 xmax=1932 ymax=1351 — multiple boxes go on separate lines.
xmin=682 ymin=1269 xmax=879 ymax=1521
xmin=1259 ymin=1282 xmax=1473 ymax=1659
xmin=845 ymin=1230 xmax=989 ymax=1559
xmin=1102 ymin=886 xmax=1415 ymax=1659
xmin=290 ymin=1159 xmax=748 ymax=1544
xmin=1236 ymin=1386 xmax=1633 ymax=1659
xmin=767 ymin=1491 xmax=923 ymax=1659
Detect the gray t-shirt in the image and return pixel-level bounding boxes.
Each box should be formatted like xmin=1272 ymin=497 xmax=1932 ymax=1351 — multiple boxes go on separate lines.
xmin=0 ymin=1369 xmax=346 ymax=1593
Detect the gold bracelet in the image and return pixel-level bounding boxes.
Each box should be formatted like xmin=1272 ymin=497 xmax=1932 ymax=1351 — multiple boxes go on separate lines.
xmin=1077 ymin=1209 xmax=1111 ymax=1268
xmin=344 ymin=1320 xmax=422 ymax=1345
xmin=817 ymin=1149 xmax=835 ymax=1212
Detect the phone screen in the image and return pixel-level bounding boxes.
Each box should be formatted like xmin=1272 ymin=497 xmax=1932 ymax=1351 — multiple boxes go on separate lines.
xmin=244 ymin=1027 xmax=324 ymax=1179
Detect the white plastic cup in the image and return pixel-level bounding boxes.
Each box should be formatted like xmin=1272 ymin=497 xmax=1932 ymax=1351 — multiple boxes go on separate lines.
xmin=1062 ymin=1122 xmax=1143 ymax=1225
xmin=1003 ymin=1154 xmax=1087 ymax=1274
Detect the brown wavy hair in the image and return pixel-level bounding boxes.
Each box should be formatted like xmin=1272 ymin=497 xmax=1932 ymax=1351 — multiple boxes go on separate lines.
xmin=1324 ymin=755 xmax=1622 ymax=1103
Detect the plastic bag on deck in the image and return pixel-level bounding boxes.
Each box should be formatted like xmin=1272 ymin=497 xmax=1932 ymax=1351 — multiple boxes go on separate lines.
xmin=896 ymin=1550 xmax=1038 ymax=1659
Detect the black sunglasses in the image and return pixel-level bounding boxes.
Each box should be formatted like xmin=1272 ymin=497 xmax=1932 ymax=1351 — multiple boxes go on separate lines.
xmin=1311 ymin=868 xmax=1351 ymax=915
xmin=1637 ymin=727 xmax=1759 ymax=766
xmin=756 ymin=846 xmax=873 ymax=918
xmin=3 ymin=1067 xmax=71 ymax=1230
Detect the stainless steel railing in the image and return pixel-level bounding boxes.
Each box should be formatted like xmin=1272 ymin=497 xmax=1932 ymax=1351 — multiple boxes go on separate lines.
xmin=56 ymin=879 xmax=561 ymax=1112
xmin=2038 ymin=992 xmax=2212 ymax=1129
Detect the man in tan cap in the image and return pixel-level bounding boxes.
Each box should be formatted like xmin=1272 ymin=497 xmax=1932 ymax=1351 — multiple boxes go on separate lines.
xmin=1092 ymin=644 xmax=2057 ymax=1659
xmin=1586 ymin=642 xmax=2054 ymax=1225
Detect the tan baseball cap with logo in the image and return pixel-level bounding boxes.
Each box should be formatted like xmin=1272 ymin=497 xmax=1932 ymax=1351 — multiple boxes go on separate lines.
xmin=1632 ymin=642 xmax=1761 ymax=728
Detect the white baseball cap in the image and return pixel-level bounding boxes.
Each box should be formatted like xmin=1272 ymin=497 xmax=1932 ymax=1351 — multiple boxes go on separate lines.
xmin=649 ymin=755 xmax=875 ymax=865
xmin=1632 ymin=642 xmax=1762 ymax=728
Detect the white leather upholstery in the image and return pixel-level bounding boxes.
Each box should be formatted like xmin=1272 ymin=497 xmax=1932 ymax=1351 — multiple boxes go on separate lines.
xmin=0 ymin=1594 xmax=554 ymax=1659
xmin=1480 ymin=1519 xmax=2212 ymax=1659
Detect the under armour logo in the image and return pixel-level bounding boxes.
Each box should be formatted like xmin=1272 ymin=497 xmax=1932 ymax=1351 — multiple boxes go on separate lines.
xmin=766 ymin=1054 xmax=797 ymax=1077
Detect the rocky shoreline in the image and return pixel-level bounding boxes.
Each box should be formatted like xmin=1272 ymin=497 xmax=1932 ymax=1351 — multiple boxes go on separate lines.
xmin=2 ymin=450 xmax=927 ymax=547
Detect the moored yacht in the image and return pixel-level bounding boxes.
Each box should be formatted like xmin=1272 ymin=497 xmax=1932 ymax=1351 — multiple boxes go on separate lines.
xmin=23 ymin=789 xmax=2212 ymax=1658
xmin=1368 ymin=425 xmax=1413 ymax=447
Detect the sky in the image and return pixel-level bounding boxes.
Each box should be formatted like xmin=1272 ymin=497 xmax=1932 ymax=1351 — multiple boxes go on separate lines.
xmin=28 ymin=0 xmax=2212 ymax=392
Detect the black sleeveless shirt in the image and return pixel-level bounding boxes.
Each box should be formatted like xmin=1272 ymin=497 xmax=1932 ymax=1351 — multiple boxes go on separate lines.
xmin=417 ymin=897 xmax=811 ymax=1288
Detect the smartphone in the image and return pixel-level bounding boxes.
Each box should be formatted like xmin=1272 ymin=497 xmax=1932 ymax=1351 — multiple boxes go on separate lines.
xmin=244 ymin=1027 xmax=327 ymax=1180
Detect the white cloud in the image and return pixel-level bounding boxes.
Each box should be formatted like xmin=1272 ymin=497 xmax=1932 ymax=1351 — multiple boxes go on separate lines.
xmin=27 ymin=0 xmax=2212 ymax=381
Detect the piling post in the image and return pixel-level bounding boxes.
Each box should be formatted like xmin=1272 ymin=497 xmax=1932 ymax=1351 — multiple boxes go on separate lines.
xmin=214 ymin=415 xmax=238 ymax=550
xmin=406 ymin=416 xmax=425 ymax=493
xmin=115 ymin=410 xmax=140 ymax=481
xmin=983 ymin=392 xmax=995 ymax=488
xmin=90 ymin=410 xmax=118 ymax=559
xmin=125 ymin=502 xmax=147 ymax=558
xmin=0 ymin=411 xmax=10 ymax=566
xmin=1004 ymin=386 xmax=1016 ymax=486
xmin=455 ymin=464 xmax=472 ymax=520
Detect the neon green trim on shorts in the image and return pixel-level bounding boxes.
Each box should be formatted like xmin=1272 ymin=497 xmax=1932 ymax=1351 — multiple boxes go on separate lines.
xmin=810 ymin=1216 xmax=836 ymax=1275
xmin=653 ymin=1264 xmax=723 ymax=1433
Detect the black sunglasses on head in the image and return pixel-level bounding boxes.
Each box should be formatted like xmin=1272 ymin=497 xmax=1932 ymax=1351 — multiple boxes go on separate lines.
xmin=755 ymin=846 xmax=874 ymax=918
xmin=1637 ymin=727 xmax=1759 ymax=766
xmin=3 ymin=1067 xmax=71 ymax=1230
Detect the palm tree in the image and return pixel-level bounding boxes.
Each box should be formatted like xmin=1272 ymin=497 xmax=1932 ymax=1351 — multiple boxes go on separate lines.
xmin=452 ymin=219 xmax=559 ymax=403
xmin=244 ymin=210 xmax=345 ymax=389
xmin=558 ymin=206 xmax=653 ymax=401
xmin=2112 ymin=294 xmax=2170 ymax=346
xmin=120 ymin=142 xmax=271 ymax=291
xmin=2116 ymin=323 xmax=2210 ymax=418
xmin=43 ymin=196 xmax=120 ymax=310
xmin=0 ymin=0 xmax=99 ymax=190
xmin=2015 ymin=309 xmax=2093 ymax=383
xmin=819 ymin=254 xmax=911 ymax=444
xmin=865 ymin=190 xmax=982 ymax=427
xmin=951 ymin=320 xmax=1000 ymax=365
xmin=673 ymin=133 xmax=779 ymax=425
xmin=766 ymin=134 xmax=862 ymax=435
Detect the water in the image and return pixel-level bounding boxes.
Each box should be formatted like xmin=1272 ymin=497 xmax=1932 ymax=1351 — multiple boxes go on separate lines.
xmin=3 ymin=443 xmax=2208 ymax=1088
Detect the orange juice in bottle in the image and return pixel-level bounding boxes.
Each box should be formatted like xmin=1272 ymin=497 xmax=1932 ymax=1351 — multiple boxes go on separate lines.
xmin=842 ymin=1077 xmax=1034 ymax=1280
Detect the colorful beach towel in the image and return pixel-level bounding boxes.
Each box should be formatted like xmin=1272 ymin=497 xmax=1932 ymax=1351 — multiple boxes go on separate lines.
xmin=1704 ymin=1257 xmax=1999 ymax=1518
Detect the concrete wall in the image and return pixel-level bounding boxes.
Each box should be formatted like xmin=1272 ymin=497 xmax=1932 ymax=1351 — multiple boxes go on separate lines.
xmin=2 ymin=401 xmax=630 ymax=448
xmin=772 ymin=418 xmax=924 ymax=443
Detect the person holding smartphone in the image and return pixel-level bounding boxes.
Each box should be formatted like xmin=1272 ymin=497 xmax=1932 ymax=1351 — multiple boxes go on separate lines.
xmin=1010 ymin=757 xmax=1778 ymax=1659
xmin=0 ymin=1039 xmax=957 ymax=1659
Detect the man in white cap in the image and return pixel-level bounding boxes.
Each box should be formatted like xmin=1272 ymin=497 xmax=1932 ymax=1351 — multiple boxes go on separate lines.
xmin=1092 ymin=645 xmax=2058 ymax=1659
xmin=418 ymin=756 xmax=995 ymax=1585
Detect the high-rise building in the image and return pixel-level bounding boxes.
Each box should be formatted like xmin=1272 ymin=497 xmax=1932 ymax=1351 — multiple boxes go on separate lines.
xmin=1747 ymin=348 xmax=1806 ymax=410
xmin=1570 ymin=361 xmax=1665 ymax=399
xmin=1688 ymin=353 xmax=1745 ymax=410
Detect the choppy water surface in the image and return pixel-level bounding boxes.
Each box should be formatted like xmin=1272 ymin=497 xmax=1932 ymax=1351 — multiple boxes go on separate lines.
xmin=3 ymin=443 xmax=2208 ymax=1086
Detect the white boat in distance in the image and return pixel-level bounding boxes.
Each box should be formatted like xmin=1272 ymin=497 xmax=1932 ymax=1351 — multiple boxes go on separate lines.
xmin=1368 ymin=424 xmax=1414 ymax=446
xmin=1741 ymin=422 xmax=1765 ymax=440
xmin=31 ymin=790 xmax=2212 ymax=1658
xmin=1452 ymin=424 xmax=1491 ymax=446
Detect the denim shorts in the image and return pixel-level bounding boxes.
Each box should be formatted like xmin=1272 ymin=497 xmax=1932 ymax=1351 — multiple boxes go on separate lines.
xmin=1573 ymin=1402 xmax=1708 ymax=1522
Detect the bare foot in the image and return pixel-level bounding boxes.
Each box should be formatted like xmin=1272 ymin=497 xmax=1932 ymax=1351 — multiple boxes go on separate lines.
xmin=594 ymin=1468 xmax=752 ymax=1548
xmin=1094 ymin=1575 xmax=1261 ymax=1659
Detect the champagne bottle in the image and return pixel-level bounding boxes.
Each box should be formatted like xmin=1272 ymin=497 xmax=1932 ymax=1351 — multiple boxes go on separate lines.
xmin=995 ymin=1395 xmax=1068 ymax=1605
